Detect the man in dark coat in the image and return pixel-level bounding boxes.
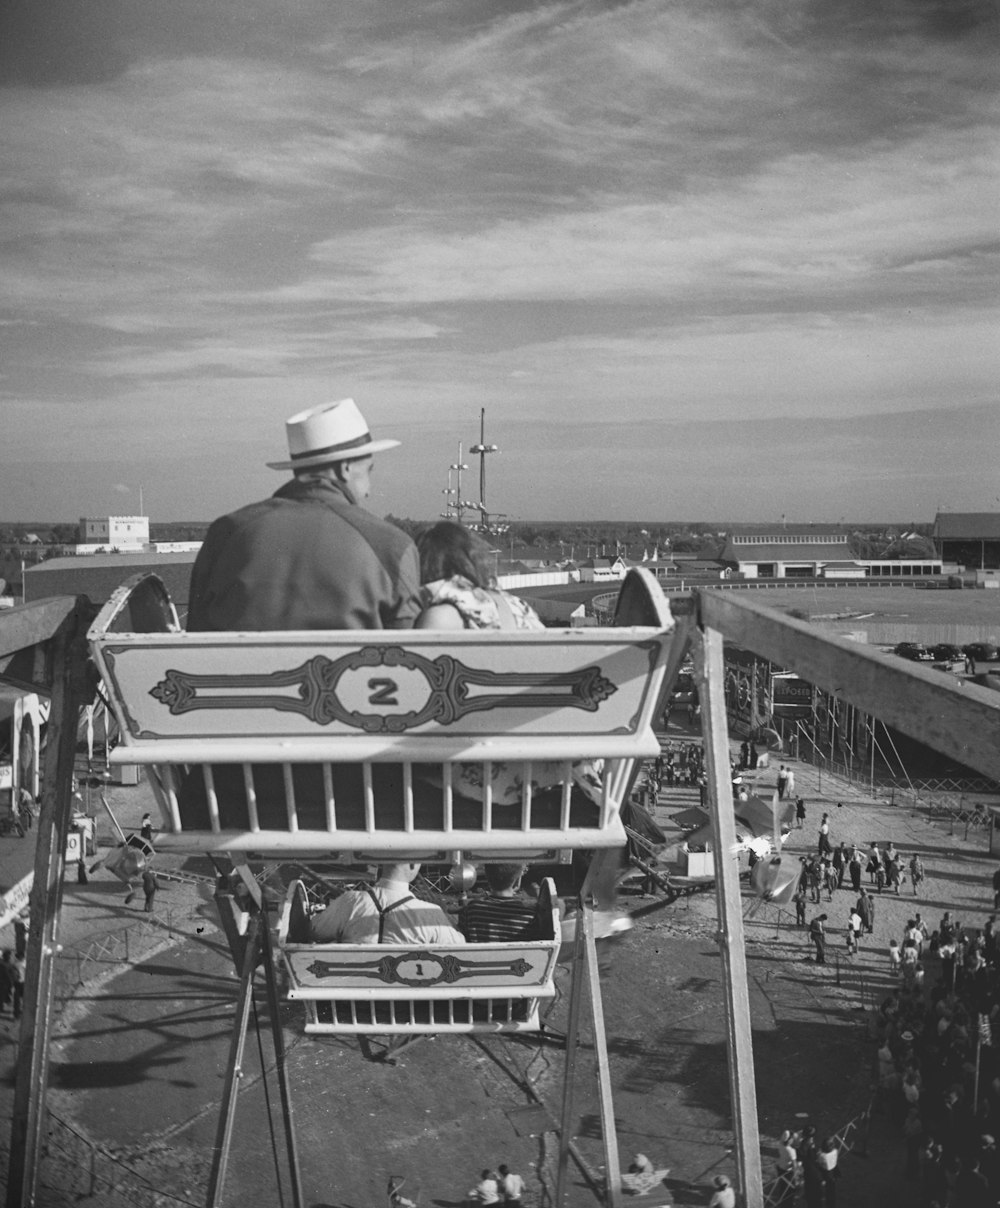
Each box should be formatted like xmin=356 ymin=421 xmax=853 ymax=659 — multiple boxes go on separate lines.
xmin=188 ymin=399 xmax=422 ymax=632
xmin=857 ymin=888 xmax=875 ymax=935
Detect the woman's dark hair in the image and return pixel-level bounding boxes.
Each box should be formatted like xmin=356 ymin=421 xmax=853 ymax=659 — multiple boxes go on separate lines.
xmin=417 ymin=521 xmax=494 ymax=587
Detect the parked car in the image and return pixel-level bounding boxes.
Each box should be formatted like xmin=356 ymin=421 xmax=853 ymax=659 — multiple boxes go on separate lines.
xmin=894 ymin=642 xmax=934 ymax=661
xmin=963 ymin=642 xmax=999 ymax=663
xmin=928 ymin=643 xmax=964 ymax=663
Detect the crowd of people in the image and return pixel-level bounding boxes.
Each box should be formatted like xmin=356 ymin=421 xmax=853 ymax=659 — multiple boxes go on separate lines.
xmin=876 ymin=893 xmax=1000 ymax=1206
xmin=769 ymin=1123 xmax=843 ymax=1207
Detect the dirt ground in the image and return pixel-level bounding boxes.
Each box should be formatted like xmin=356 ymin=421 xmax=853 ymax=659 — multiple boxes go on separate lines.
xmin=2 ymin=720 xmax=998 ymax=1207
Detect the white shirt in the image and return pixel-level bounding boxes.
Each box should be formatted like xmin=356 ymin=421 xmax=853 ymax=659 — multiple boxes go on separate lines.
xmin=501 ymin=1171 xmax=525 ymax=1199
xmin=310 ymin=878 xmax=465 ymax=945
xmin=469 ymin=1176 xmax=500 ymax=1204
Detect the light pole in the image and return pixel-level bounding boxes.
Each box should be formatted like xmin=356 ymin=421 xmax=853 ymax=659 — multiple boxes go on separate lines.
xmin=448 ymin=445 xmax=470 ymax=526
xmin=469 ymin=408 xmax=500 ymax=531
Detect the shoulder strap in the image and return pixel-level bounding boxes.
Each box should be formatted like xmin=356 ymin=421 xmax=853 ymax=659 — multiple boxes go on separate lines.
xmin=362 ymin=885 xmax=415 ymax=943
xmin=489 ymin=588 xmax=518 ymax=630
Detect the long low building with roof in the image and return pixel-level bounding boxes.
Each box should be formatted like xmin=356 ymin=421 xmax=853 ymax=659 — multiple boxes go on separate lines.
xmin=933 ymin=512 xmax=1000 ymax=570
xmin=720 ymin=526 xmax=944 ymax=581
xmin=22 ymin=552 xmax=197 ymax=612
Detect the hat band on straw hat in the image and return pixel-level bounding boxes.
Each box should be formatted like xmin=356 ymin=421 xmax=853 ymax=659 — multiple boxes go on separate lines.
xmin=288 ymin=429 xmax=373 ymax=462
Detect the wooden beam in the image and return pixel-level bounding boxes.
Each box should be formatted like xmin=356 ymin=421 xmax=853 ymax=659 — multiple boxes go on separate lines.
xmin=5 ymin=603 xmax=91 ymax=1208
xmin=697 ymin=591 xmax=1000 ymax=782
xmin=0 ymin=597 xmax=79 ymax=659
xmin=694 ymin=627 xmax=764 ymax=1207
xmin=0 ymin=597 xmax=89 ymax=694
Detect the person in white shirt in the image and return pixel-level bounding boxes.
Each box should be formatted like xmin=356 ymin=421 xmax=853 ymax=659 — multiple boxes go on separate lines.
xmin=310 ymin=863 xmax=464 ymax=945
xmin=467 ymin=1169 xmax=500 ymax=1204
xmin=708 ymin=1174 xmax=737 ymax=1208
xmin=498 ymin=1164 xmax=525 ymax=1205
xmin=776 ymin=1129 xmax=798 ymax=1178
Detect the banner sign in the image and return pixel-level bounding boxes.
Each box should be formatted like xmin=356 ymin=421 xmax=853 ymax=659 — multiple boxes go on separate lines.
xmin=771 ymin=674 xmax=813 ymax=716
xmin=0 ymin=872 xmax=32 ymax=931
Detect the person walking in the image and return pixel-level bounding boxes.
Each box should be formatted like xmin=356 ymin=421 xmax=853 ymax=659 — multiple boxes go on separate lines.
xmin=784 ymin=767 xmax=796 ymax=798
xmin=795 ymin=797 xmax=806 ymax=830
xmin=909 ymin=853 xmax=925 ymax=896
xmin=141 ymin=867 xmax=160 ymax=913
xmin=777 ymin=765 xmax=788 ymax=799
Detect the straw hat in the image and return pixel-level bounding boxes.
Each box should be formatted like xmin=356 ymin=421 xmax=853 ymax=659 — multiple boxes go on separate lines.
xmin=267 ymin=399 xmax=401 ymax=470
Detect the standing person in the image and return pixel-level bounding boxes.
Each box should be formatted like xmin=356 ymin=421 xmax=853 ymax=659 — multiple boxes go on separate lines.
xmin=831 ymin=842 xmax=846 ymax=889
xmin=13 ymin=912 xmax=28 ymax=961
xmin=795 ymin=797 xmax=806 ymax=830
xmin=817 ymin=813 xmax=832 ymax=857
xmin=809 ymin=914 xmax=828 ymax=964
xmin=188 ymin=398 xmax=422 ymax=632
xmin=848 ymin=908 xmax=862 ymax=955
xmin=777 ymin=765 xmax=789 ymax=799
xmin=784 ymin=766 xmax=796 ymax=798
xmin=141 ymin=867 xmax=159 ymax=913
xmin=805 ymin=856 xmax=821 ymax=905
xmin=739 ymin=740 xmax=749 ymax=770
xmin=867 ymin=844 xmax=883 ymax=886
xmin=909 ymin=853 xmax=925 ymax=896
xmin=497 ymin=1164 xmax=525 ymax=1206
xmin=886 ymin=853 xmax=902 ymax=895
xmin=749 ymin=740 xmax=758 ymax=770
xmin=0 ymin=951 xmax=13 ymax=1017
xmin=17 ymin=787 xmax=35 ymax=830
xmin=848 ymin=847 xmax=863 ymax=894
xmin=992 ymin=865 xmax=1000 ymax=910
xmin=794 ymin=882 xmax=808 ymax=928
xmin=857 ymin=888 xmax=875 ymax=936
xmin=10 ymin=952 xmax=25 ymax=1019
xmin=815 ymin=1137 xmax=840 ymax=1206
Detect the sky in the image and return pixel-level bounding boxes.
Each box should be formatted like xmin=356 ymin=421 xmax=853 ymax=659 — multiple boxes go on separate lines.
xmin=1 ymin=0 xmax=998 ymax=525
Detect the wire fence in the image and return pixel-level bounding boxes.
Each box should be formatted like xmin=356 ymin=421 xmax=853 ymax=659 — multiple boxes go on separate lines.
xmin=37 ymin=1113 xmax=206 ymax=1208
xmin=51 ymin=912 xmax=181 ymax=1004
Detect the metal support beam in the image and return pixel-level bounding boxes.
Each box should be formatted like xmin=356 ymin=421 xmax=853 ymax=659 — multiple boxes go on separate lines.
xmin=693 ymin=625 xmax=764 ymax=1208
xmin=583 ymin=904 xmax=623 ymax=1208
xmin=207 ymin=916 xmax=265 ymax=1208
xmin=6 ymin=603 xmax=92 ymax=1208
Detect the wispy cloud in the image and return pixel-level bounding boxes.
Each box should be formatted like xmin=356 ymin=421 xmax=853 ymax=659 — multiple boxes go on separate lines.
xmin=0 ymin=0 xmax=997 ymax=519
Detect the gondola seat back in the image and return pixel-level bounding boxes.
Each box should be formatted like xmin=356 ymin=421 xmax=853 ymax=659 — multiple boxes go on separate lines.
xmin=88 ymin=574 xmax=676 ymax=860
xmin=278 ymin=876 xmax=562 ymax=1034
